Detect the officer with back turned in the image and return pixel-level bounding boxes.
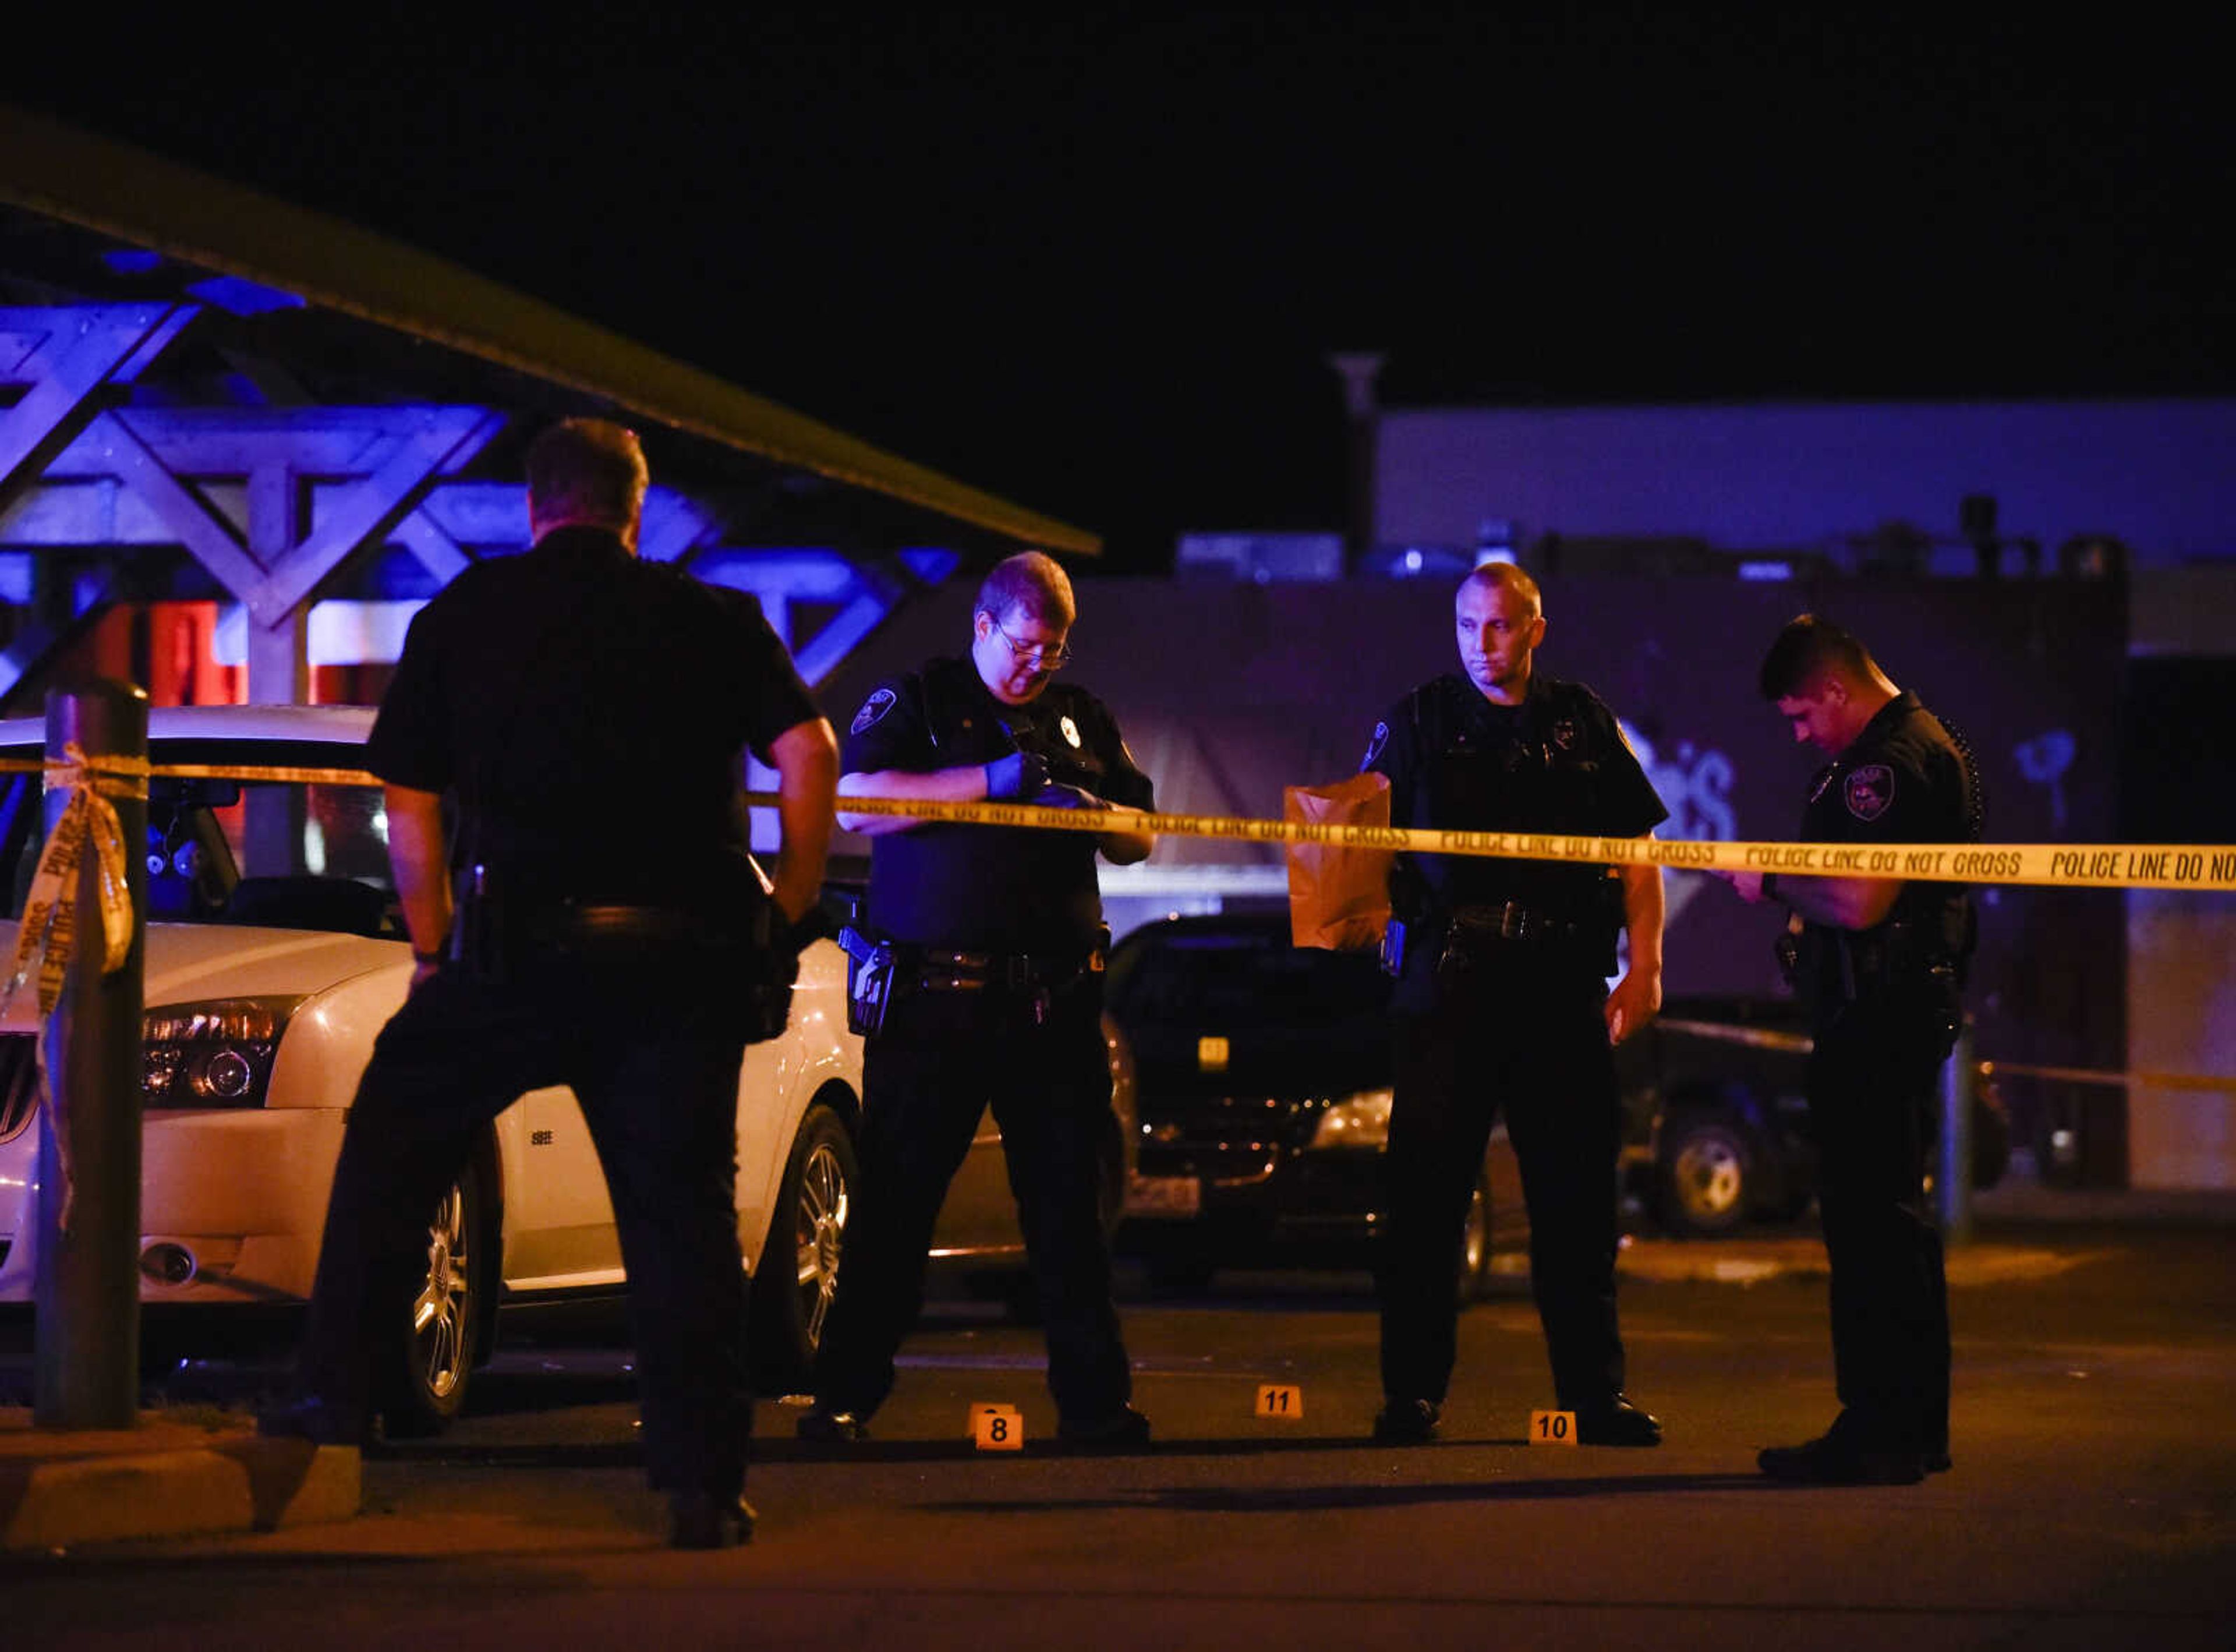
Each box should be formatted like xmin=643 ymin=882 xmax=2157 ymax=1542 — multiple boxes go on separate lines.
xmin=799 ymin=551 xmax=1157 ymax=1449
xmin=261 ymin=419 xmax=839 ymax=1550
xmin=1362 ymin=561 xmax=1668 ymax=1446
xmin=1720 ymin=613 xmax=1979 ymax=1485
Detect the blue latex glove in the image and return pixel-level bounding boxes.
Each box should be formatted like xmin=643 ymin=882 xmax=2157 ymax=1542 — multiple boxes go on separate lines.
xmin=984 ymin=749 xmax=1051 ymax=800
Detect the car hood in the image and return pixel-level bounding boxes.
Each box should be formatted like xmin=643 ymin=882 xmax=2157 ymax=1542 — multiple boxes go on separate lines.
xmin=1 ymin=920 xmax=406 ymax=1030
xmin=1123 ymin=1034 xmax=1392 ymax=1109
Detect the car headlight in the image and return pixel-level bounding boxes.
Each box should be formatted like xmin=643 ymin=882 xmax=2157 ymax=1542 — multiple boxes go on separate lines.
xmin=1311 ymin=1086 xmax=1394 ymax=1149
xmin=141 ymin=997 xmax=302 ymax=1110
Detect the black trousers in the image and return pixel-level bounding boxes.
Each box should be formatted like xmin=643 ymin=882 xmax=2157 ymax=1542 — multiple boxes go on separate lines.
xmin=1807 ymin=988 xmax=1955 ymax=1455
xmin=1379 ymin=955 xmax=1626 ymax=1409
xmin=294 ymin=954 xmax=753 ymax=1498
xmin=811 ymin=974 xmax=1130 ymax=1424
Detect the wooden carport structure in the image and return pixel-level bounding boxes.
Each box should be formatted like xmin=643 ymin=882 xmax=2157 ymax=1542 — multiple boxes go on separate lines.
xmin=0 ymin=103 xmax=1095 ymax=711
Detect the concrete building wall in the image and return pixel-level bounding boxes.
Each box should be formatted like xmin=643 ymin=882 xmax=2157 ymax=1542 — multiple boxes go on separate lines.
xmin=1375 ymin=400 xmax=2236 ymax=566
xmin=2127 ymin=564 xmax=2236 ymax=1189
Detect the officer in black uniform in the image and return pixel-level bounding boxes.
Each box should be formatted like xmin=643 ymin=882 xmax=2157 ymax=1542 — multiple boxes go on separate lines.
xmin=262 ymin=420 xmax=839 ymax=1549
xmin=1363 ymin=562 xmax=1668 ymax=1446
xmin=800 ymin=551 xmax=1156 ymax=1448
xmin=1723 ymin=613 xmax=1977 ymax=1485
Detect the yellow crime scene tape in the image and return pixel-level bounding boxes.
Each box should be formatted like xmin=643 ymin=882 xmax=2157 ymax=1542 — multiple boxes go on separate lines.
xmin=6 ymin=755 xmax=2227 ymax=891
xmin=783 ymin=791 xmax=2236 ymax=894
xmin=1 ymin=757 xmax=2228 ymax=1092
xmin=1652 ymin=1020 xmax=2236 ymax=1097
xmin=3 ymin=746 xmax=148 ymax=1018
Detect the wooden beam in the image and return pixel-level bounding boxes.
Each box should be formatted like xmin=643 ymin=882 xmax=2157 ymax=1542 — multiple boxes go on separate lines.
xmin=0 ymin=107 xmax=1099 ymax=555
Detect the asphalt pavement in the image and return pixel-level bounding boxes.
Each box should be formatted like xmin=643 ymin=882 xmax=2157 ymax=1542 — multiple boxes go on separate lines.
xmin=6 ymin=1193 xmax=2235 ymax=1650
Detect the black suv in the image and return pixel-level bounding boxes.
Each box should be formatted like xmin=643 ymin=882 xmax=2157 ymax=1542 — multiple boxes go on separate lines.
xmin=1108 ymin=912 xmax=2012 ymax=1274
xmin=1619 ymin=996 xmax=2012 ymax=1236
xmin=1106 ymin=912 xmax=1526 ymax=1296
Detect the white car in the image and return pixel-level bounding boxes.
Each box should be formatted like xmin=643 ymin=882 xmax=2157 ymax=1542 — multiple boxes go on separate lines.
xmin=0 ymin=705 xmax=1132 ymax=1434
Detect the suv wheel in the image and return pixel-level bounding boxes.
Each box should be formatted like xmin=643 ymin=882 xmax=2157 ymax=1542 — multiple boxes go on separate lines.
xmin=1658 ymin=1113 xmax=1754 ymax=1236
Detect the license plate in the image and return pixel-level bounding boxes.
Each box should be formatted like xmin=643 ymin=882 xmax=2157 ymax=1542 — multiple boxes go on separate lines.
xmin=1124 ymin=1174 xmax=1202 ymax=1218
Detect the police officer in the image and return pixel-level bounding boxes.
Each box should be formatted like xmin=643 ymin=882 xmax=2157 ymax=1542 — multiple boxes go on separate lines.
xmin=1363 ymin=562 xmax=1667 ymax=1446
xmin=262 ymin=420 xmax=839 ymax=1550
xmin=800 ymin=551 xmax=1156 ymax=1448
xmin=1722 ymin=614 xmax=1977 ymax=1485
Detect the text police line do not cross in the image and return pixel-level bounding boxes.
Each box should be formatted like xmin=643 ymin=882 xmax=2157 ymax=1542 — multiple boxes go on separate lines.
xmin=768 ymin=790 xmax=2236 ymax=894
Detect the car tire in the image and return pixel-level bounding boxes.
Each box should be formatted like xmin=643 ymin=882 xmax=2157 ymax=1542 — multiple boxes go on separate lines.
xmin=375 ymin=1156 xmax=493 ymax=1438
xmin=1658 ymin=1113 xmax=1755 ymax=1237
xmin=1455 ymin=1166 xmax=1495 ymax=1302
xmin=749 ymin=1102 xmax=857 ymax=1392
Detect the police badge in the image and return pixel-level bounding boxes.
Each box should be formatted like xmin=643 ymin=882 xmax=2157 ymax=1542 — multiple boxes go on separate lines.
xmin=1551 ymin=717 xmax=1579 ymax=751
xmin=1844 ymin=763 xmax=1895 ymax=822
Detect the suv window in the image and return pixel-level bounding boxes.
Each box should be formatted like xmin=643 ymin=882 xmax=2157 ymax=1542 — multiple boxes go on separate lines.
xmin=2 ymin=768 xmax=399 ymax=937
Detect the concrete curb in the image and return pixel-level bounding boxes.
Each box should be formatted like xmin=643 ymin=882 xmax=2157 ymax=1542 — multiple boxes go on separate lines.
xmin=0 ymin=1410 xmax=359 ymax=1551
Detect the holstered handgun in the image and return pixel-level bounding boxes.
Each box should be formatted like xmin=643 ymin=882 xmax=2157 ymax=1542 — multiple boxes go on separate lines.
xmin=447 ymin=862 xmax=505 ymax=982
xmin=838 ymin=924 xmax=900 ymax=1037
xmin=1378 ymin=915 xmax=1408 ymax=978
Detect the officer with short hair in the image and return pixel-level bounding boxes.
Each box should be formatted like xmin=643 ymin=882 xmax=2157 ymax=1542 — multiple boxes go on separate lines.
xmin=1722 ymin=613 xmax=1979 ymax=1485
xmin=263 ymin=419 xmax=838 ymax=1550
xmin=801 ymin=550 xmax=1156 ymax=1448
xmin=1363 ymin=562 xmax=1668 ymax=1446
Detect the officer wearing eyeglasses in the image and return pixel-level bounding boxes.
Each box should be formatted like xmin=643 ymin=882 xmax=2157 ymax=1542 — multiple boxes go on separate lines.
xmin=801 ymin=551 xmax=1157 ymax=1449
xmin=1361 ymin=561 xmax=1668 ymax=1448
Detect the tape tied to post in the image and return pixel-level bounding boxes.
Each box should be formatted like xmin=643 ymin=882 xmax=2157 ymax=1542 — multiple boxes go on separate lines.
xmin=3 ymin=742 xmax=150 ymax=1020
xmin=0 ymin=744 xmax=151 ymax=1236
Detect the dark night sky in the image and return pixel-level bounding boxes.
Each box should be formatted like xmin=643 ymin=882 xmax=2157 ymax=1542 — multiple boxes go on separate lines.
xmin=18 ymin=11 xmax=2232 ymax=568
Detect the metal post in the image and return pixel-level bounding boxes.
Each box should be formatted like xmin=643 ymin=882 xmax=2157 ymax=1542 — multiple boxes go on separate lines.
xmin=33 ymin=679 xmax=148 ymax=1429
xmin=1937 ymin=1015 xmax=1975 ymax=1246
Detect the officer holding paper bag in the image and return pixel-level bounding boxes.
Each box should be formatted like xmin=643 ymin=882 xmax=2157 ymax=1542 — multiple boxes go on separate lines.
xmin=1357 ymin=563 xmax=1668 ymax=1446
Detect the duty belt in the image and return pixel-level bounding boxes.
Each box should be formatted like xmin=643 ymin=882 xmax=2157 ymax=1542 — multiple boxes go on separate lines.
xmin=1446 ymin=900 xmax=1588 ymax=947
xmin=523 ymin=903 xmax=740 ymax=947
xmin=837 ymin=926 xmax=1103 ymax=993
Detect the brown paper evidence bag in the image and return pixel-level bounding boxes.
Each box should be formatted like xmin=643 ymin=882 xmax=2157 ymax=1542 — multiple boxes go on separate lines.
xmin=1282 ymin=772 xmax=1395 ymax=953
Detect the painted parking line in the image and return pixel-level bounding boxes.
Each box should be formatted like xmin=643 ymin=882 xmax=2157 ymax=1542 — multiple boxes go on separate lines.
xmin=1616 ymin=1239 xmax=2114 ymax=1286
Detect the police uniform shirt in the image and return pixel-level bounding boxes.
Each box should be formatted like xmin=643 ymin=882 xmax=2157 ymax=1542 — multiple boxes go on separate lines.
xmin=844 ymin=656 xmax=1153 ymax=953
xmin=1796 ymin=689 xmax=1975 ymax=943
xmin=367 ymin=525 xmax=818 ymax=904
xmin=1363 ymin=673 xmax=1667 ymax=920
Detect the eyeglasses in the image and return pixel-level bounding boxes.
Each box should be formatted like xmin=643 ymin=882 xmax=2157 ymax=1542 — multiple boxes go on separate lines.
xmin=988 ymin=614 xmax=1075 ymax=668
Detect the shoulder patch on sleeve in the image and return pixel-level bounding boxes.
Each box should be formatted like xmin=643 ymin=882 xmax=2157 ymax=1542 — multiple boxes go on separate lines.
xmin=1845 ymin=763 xmax=1895 ymax=822
xmin=850 ymin=687 xmax=898 ymax=735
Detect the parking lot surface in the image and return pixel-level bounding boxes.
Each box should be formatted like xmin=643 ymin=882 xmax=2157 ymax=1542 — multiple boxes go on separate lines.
xmin=7 ymin=1219 xmax=2234 ymax=1650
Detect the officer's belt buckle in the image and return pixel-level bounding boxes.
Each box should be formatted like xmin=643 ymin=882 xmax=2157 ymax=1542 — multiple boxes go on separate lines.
xmin=1453 ymin=901 xmax=1535 ymax=942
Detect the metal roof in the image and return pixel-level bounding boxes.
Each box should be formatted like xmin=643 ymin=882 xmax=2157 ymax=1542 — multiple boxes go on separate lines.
xmin=0 ymin=103 xmax=1097 ymax=556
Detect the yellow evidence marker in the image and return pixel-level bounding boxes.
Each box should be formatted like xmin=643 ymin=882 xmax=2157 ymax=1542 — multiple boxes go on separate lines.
xmin=1255 ymin=1384 xmax=1303 ymax=1420
xmin=971 ymin=1403 xmax=1024 ymax=1451
xmin=1530 ymin=1409 xmax=1579 ymax=1446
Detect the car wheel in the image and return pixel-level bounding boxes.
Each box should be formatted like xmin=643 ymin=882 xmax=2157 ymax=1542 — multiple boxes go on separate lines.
xmin=749 ymin=1102 xmax=857 ymax=1392
xmin=1455 ymin=1168 xmax=1495 ymax=1302
xmin=376 ymin=1157 xmax=492 ymax=1438
xmin=1658 ymin=1113 xmax=1754 ymax=1236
